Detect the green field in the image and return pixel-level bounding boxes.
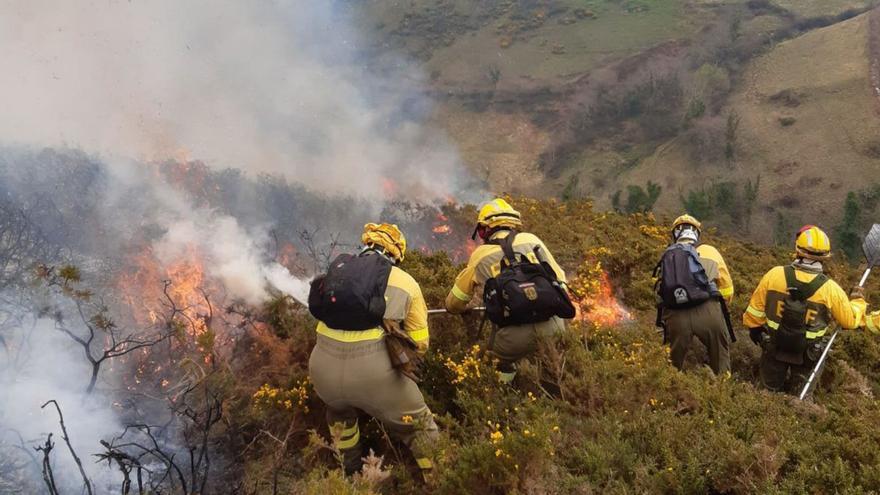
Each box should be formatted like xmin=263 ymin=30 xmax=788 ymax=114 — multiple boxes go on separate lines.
xmin=351 ymin=0 xmax=705 ymax=86
xmin=772 ymin=0 xmax=876 ymax=18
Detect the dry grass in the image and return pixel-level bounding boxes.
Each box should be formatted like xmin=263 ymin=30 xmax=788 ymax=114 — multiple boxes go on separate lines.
xmin=426 ymin=0 xmax=699 ymax=87
xmin=772 ymin=0 xmax=876 ymax=18
xmin=621 ymin=12 xmax=880 ymax=242
xmin=431 ymin=104 xmax=550 ymax=194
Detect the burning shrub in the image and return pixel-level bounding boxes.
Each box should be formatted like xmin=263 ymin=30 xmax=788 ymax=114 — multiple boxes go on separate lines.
xmin=14 ymin=194 xmax=880 ymax=494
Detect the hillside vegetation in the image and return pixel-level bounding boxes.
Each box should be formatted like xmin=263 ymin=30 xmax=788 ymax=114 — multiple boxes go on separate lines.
xmin=348 ymin=0 xmax=880 ymax=246
xmin=236 ymin=199 xmax=880 ymax=493
xmin=630 ymin=12 xmax=880 ymax=244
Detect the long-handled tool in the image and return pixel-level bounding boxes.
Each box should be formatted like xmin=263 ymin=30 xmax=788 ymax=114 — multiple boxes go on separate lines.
xmin=427 ymin=307 xmax=485 ymax=315
xmin=799 ymin=224 xmax=880 ymax=400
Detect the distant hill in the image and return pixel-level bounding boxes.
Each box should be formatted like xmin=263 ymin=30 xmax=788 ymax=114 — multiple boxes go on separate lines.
xmin=348 ymin=0 xmax=880 ymax=249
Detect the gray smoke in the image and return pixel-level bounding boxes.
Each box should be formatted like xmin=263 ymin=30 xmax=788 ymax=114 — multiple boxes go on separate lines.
xmin=0 ymin=319 xmax=122 ymax=493
xmin=0 ymin=1 xmax=478 ymax=491
xmin=0 ymin=0 xmax=473 ymax=201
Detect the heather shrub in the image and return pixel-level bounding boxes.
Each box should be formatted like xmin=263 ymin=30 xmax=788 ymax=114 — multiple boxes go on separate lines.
xmin=234 ymin=199 xmax=880 ymax=493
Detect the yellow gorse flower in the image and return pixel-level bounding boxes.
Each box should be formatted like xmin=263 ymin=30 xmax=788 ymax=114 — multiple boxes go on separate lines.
xmin=490 ymin=431 xmax=504 ymax=444
xmin=252 ymin=378 xmax=311 ymax=414
xmin=444 ymin=345 xmax=483 ymax=384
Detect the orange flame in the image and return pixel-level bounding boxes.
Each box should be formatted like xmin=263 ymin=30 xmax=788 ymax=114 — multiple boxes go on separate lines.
xmin=117 ymin=245 xmax=213 ymax=336
xmin=577 ymin=271 xmax=631 ymax=327
xmin=432 ymin=224 xmax=452 ymax=235
xmin=381 ymin=178 xmax=398 ymax=197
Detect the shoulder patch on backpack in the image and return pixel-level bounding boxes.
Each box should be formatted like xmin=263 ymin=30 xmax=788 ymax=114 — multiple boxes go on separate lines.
xmin=482 ymin=232 xmax=576 ymax=327
xmin=655 ymin=243 xmax=718 ymax=309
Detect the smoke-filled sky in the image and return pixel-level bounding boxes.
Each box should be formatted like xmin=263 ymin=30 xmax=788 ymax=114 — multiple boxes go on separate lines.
xmin=0 ymin=0 xmax=474 ymax=201
xmin=0 ymin=4 xmax=480 ymax=490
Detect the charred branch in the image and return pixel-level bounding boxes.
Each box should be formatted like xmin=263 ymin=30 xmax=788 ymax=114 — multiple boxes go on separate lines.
xmin=96 ymin=440 xmax=145 ymax=495
xmin=113 ymin=424 xmax=189 ymax=493
xmin=40 ymin=266 xmax=175 ymax=393
xmin=34 ymin=434 xmax=58 ymax=495
xmin=298 ymin=228 xmax=342 ymax=272
xmin=41 ymin=400 xmax=93 ymax=495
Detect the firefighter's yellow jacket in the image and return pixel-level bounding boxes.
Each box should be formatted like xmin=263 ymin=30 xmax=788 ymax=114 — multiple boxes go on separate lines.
xmin=743 ymin=265 xmax=867 ymax=339
xmin=316 ymin=265 xmax=430 ymax=350
xmin=694 ymin=243 xmax=734 ymax=303
xmin=445 ymin=231 xmax=566 ymax=313
xmin=861 ymin=311 xmax=880 ymax=334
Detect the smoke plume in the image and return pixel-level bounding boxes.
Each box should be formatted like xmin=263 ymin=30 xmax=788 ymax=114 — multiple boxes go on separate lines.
xmin=0 ymin=0 xmax=473 ymax=201
xmin=0 ymin=1 xmax=479 ymax=491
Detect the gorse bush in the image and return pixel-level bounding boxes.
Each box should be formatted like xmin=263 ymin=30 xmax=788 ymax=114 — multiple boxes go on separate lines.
xmin=233 ymin=198 xmax=880 ymax=494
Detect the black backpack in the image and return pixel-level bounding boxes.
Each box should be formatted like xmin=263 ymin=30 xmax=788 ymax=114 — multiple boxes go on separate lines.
xmin=308 ymin=251 xmax=392 ymax=330
xmin=654 ymin=243 xmax=717 ymax=309
xmin=482 ymin=232 xmax=576 ymax=327
xmin=774 ymin=266 xmax=827 ymax=365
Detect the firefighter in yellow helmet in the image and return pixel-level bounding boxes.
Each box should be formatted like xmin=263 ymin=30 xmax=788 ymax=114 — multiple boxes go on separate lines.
xmin=444 ymin=198 xmax=571 ymax=385
xmin=308 ymin=223 xmax=438 ymax=475
xmin=656 ymin=215 xmax=735 ymax=374
xmin=743 ymin=225 xmax=868 ymax=395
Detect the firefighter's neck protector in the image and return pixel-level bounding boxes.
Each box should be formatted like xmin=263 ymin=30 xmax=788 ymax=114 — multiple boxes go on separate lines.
xmin=671 ymin=214 xmax=701 ymax=242
xmin=795 ymin=225 xmax=831 ymax=261
xmin=473 ymin=198 xmax=522 ymax=240
xmin=673 ymin=226 xmax=699 ymax=243
xmin=362 ymin=223 xmax=406 ymax=264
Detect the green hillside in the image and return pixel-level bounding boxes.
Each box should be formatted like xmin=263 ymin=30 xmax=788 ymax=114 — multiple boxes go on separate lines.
xmin=348 ymin=0 xmax=880 ymax=248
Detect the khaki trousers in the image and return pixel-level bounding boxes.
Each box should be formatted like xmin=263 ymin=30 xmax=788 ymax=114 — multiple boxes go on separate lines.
xmin=490 ymin=316 xmax=566 ymax=382
xmin=308 ymin=335 xmax=439 ymax=473
xmin=664 ymin=301 xmax=730 ymax=375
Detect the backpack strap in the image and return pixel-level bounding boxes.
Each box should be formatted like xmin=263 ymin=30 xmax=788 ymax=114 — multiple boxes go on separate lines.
xmin=801 ymin=272 xmax=828 ymax=299
xmin=498 ymin=231 xmax=519 ymax=266
xmin=784 ymin=265 xmax=828 ymax=300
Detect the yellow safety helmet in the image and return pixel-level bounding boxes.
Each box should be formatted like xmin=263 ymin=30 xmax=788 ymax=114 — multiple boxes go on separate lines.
xmin=795 ymin=225 xmax=831 ymax=260
xmin=473 ymin=198 xmax=523 ymax=240
xmin=362 ymin=223 xmax=407 ymax=263
xmin=672 ymin=214 xmax=702 ymax=233
xmin=671 ymin=214 xmax=701 ymax=241
xmin=477 ymin=198 xmax=522 ymax=229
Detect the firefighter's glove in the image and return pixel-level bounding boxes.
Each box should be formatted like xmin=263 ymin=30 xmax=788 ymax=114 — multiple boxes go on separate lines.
xmin=850 ymin=286 xmax=866 ymax=300
xmin=749 ymin=328 xmax=764 ymax=346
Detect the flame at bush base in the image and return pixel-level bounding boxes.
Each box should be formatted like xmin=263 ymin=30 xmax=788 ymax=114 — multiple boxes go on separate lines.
xmin=576 ymin=271 xmax=632 ymax=327
xmin=116 ymin=245 xmax=214 ymax=336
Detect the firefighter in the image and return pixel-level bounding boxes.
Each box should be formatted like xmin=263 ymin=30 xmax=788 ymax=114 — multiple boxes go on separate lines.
xmin=308 ymin=223 xmax=438 ymax=476
xmin=444 ymin=198 xmax=570 ymax=385
xmin=656 ymin=214 xmax=735 ymax=375
xmin=744 ymin=225 xmax=868 ymax=395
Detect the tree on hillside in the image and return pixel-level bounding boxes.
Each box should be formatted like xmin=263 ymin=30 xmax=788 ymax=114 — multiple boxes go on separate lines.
xmin=612 ymin=181 xmax=662 ymax=214
xmin=724 ymin=111 xmax=740 ymax=161
xmin=835 ymin=191 xmax=862 ymax=261
xmin=680 ymin=189 xmax=713 ymax=220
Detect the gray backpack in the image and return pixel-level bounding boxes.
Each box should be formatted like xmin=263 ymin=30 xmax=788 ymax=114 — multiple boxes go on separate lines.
xmin=654 ymin=243 xmax=718 ymax=309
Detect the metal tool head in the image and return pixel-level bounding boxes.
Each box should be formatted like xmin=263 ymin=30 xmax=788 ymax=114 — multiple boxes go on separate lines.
xmin=863 ymin=224 xmax=880 ymax=267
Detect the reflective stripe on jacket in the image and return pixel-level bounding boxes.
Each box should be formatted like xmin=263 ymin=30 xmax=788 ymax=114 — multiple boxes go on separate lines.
xmin=742 ymin=265 xmax=867 ymax=338
xmin=444 ymin=231 xmax=566 ymax=314
xmin=316 ymin=265 xmax=430 ymax=350
xmin=696 ymin=244 xmax=734 ymax=303
xmin=862 ymin=311 xmax=880 ymax=334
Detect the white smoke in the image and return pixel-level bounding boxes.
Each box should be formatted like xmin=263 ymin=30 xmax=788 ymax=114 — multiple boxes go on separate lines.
xmin=263 ymin=263 xmax=311 ymax=305
xmin=0 ymin=319 xmax=121 ymax=493
xmin=0 ymin=2 xmax=472 ymax=489
xmin=154 ymin=210 xmax=310 ymax=305
xmin=0 ymin=0 xmax=472 ymax=201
